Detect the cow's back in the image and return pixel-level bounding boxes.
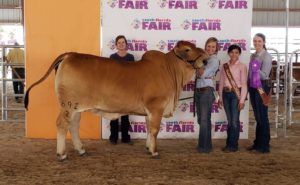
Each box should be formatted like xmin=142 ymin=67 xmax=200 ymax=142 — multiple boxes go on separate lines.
xmin=54 ymin=52 xmax=175 ymax=115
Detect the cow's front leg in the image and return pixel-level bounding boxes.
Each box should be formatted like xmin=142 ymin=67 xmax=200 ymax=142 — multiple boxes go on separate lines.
xmin=145 ymin=116 xmax=151 ymax=153
xmin=56 ymin=111 xmax=69 ymax=161
xmin=69 ymin=112 xmax=86 ymax=156
xmin=146 ymin=109 xmax=163 ymax=159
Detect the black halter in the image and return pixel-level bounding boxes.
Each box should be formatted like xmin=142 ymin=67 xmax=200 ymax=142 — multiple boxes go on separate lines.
xmin=173 ymin=49 xmax=203 ymax=69
xmin=174 ymin=49 xmax=203 ymax=117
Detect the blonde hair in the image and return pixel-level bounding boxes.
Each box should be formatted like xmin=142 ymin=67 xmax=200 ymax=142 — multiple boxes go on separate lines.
xmin=205 ymin=37 xmax=219 ymax=54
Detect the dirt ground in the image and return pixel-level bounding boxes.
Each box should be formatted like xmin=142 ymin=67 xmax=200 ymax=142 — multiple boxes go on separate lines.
xmin=0 ymin=98 xmax=300 ymax=185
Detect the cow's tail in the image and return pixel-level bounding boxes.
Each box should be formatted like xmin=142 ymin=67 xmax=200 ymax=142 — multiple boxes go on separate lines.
xmin=24 ymin=53 xmax=72 ymax=110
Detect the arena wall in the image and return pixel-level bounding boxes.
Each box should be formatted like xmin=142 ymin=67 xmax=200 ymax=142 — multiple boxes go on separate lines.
xmin=24 ymin=0 xmax=101 ymax=139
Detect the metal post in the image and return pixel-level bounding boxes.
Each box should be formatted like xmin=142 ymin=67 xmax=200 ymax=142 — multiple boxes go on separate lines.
xmin=268 ymin=48 xmax=281 ymax=138
xmin=288 ymin=49 xmax=300 ymax=127
xmin=283 ymin=0 xmax=289 ymax=137
xmin=1 ymin=47 xmax=8 ymax=120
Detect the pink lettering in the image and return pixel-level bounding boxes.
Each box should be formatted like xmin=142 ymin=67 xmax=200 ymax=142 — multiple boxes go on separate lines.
xmin=142 ymin=21 xmax=171 ymax=30
xmin=169 ymin=0 xmax=197 ymax=9
xmin=219 ymin=0 xmax=247 ymax=9
xmin=192 ymin=22 xmax=221 ymax=31
xmin=119 ymin=0 xmax=148 ymax=9
xmin=129 ymin=124 xmax=146 ymax=132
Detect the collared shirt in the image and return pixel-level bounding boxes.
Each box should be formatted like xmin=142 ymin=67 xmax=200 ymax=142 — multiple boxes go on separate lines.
xmin=196 ymin=54 xmax=219 ymax=88
xmin=219 ymin=60 xmax=248 ymax=103
xmin=249 ymin=49 xmax=272 ymax=80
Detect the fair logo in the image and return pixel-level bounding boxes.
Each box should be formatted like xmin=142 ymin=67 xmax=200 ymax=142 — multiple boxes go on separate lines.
xmin=166 ymin=121 xmax=195 ymax=133
xmin=131 ymin=19 xmax=142 ymax=29
xmin=108 ymin=0 xmax=148 ymax=9
xmin=107 ymin=39 xmax=116 ymax=50
xmin=207 ymin=0 xmax=217 ymax=8
xmin=167 ymin=40 xmax=196 ymax=51
xmin=157 ymin=0 xmax=168 ymax=8
xmin=218 ymin=38 xmax=247 ymax=51
xmin=166 ymin=40 xmax=178 ymax=51
xmin=208 ymin=0 xmax=248 ymax=9
xmin=182 ymin=81 xmax=195 ymax=92
xmin=159 ymin=0 xmax=198 ymax=9
xmin=181 ymin=19 xmax=191 ymax=30
xmin=179 ymin=102 xmax=189 ymax=112
xmin=127 ymin=39 xmax=148 ymax=51
xmin=190 ymin=19 xmax=221 ymax=31
xmin=133 ymin=18 xmax=172 ymax=30
xmin=129 ymin=121 xmax=147 ymax=133
xmin=214 ymin=122 xmax=244 ymax=132
xmin=156 ymin=40 xmax=167 ymax=51
xmin=107 ymin=0 xmax=118 ymax=8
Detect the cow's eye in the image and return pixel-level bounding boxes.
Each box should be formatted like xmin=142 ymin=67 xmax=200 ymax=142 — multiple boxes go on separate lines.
xmin=185 ymin=49 xmax=190 ymax=52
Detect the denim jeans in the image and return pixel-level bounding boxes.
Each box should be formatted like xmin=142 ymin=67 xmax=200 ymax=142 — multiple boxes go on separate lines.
xmin=249 ymin=81 xmax=270 ymax=152
xmin=222 ymin=91 xmax=240 ymax=150
xmin=12 ymin=68 xmax=25 ymax=99
xmin=195 ymin=87 xmax=215 ymax=152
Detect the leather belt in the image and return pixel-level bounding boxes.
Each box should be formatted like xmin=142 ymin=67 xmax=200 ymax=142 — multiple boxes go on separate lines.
xmin=196 ymin=86 xmax=210 ymax=92
xmin=223 ymin=87 xmax=233 ymax=92
xmin=223 ymin=87 xmax=241 ymax=92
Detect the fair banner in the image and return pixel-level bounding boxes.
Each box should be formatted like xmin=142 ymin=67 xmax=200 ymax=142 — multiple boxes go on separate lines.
xmin=101 ymin=0 xmax=252 ymax=139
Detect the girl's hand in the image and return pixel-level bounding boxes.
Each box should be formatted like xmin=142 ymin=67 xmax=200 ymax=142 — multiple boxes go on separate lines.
xmin=238 ymin=102 xmax=245 ymax=111
xmin=218 ymin=100 xmax=223 ymax=109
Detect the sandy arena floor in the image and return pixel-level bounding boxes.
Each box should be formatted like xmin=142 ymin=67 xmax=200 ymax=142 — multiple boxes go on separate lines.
xmin=0 ymin=94 xmax=300 ymax=185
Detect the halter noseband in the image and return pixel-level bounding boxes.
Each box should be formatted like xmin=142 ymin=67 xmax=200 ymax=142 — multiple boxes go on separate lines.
xmin=173 ymin=49 xmax=203 ymax=69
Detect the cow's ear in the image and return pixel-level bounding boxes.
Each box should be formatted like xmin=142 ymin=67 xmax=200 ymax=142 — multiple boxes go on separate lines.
xmin=174 ymin=47 xmax=187 ymax=59
xmin=176 ymin=41 xmax=183 ymax=46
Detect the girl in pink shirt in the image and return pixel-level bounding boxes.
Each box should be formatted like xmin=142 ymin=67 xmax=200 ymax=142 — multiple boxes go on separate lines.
xmin=218 ymin=44 xmax=247 ymax=152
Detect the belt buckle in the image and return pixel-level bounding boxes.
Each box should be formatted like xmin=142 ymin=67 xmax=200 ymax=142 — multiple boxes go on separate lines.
xmin=224 ymin=87 xmax=232 ymax=92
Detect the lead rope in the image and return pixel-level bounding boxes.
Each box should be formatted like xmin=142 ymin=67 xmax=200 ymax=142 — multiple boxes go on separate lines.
xmin=193 ymin=72 xmax=198 ymax=117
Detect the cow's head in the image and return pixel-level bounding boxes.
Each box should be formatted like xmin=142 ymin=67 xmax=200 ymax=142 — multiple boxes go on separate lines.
xmin=174 ymin=41 xmax=208 ymax=68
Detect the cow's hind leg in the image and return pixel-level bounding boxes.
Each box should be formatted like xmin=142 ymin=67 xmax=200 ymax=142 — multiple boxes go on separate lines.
xmin=56 ymin=111 xmax=70 ymax=161
xmin=145 ymin=108 xmax=163 ymax=159
xmin=68 ymin=112 xmax=86 ymax=156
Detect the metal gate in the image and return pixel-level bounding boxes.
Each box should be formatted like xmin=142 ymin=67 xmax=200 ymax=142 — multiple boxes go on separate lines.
xmin=0 ymin=45 xmax=25 ymax=122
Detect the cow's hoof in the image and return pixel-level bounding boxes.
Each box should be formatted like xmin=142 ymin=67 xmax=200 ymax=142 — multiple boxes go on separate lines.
xmin=57 ymin=153 xmax=68 ymax=162
xmin=151 ymin=153 xmax=160 ymax=159
xmin=79 ymin=150 xmax=88 ymax=157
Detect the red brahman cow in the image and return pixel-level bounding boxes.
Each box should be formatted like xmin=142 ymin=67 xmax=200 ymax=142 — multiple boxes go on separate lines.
xmin=25 ymin=41 xmax=208 ymax=161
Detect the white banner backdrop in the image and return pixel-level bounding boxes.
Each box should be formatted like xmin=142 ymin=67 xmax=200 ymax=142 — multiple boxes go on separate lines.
xmin=100 ymin=0 xmax=252 ymax=139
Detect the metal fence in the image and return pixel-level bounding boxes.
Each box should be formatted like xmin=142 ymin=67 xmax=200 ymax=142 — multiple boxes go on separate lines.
xmin=0 ymin=45 xmax=25 ymax=122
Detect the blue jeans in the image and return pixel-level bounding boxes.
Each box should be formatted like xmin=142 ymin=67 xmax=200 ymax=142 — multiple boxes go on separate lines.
xmin=12 ymin=68 xmax=25 ymax=99
xmin=222 ymin=91 xmax=240 ymax=150
xmin=249 ymin=81 xmax=270 ymax=152
xmin=195 ymin=87 xmax=215 ymax=152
